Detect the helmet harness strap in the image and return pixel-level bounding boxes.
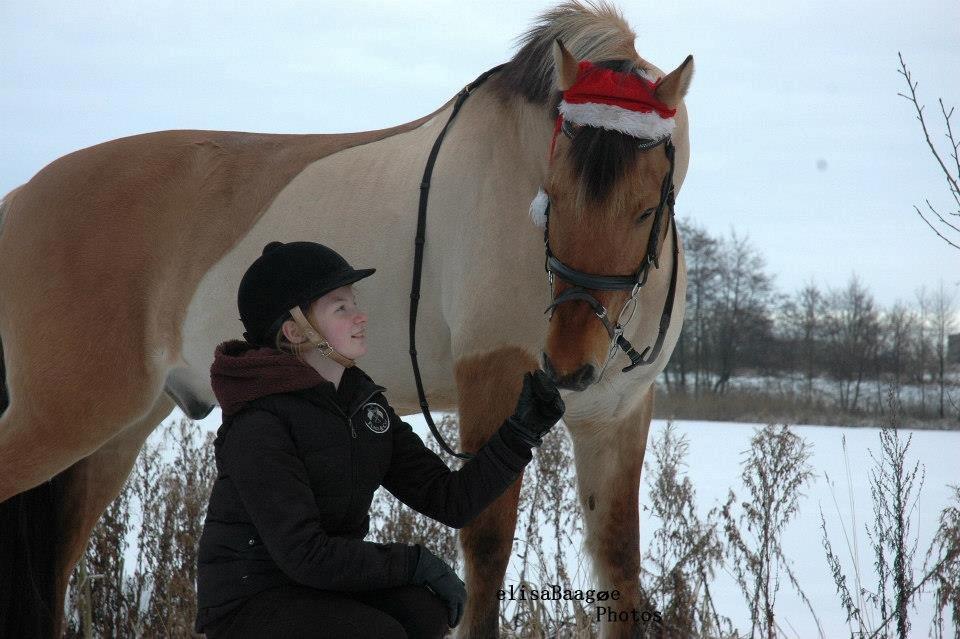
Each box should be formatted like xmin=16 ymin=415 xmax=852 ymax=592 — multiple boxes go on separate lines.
xmin=289 ymin=305 xmax=356 ymax=368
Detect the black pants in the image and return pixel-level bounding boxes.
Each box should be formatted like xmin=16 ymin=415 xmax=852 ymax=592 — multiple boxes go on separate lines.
xmin=203 ymin=583 xmax=450 ymax=639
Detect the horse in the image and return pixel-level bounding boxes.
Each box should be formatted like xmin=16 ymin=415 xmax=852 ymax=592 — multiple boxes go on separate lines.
xmin=0 ymin=2 xmax=692 ymax=636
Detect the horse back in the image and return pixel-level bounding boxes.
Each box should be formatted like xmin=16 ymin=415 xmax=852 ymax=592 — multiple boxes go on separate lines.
xmin=0 ymin=119 xmax=436 ymax=366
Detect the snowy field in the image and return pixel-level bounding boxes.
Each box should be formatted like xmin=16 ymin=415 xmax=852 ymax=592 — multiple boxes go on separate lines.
xmin=143 ymin=409 xmax=959 ymax=637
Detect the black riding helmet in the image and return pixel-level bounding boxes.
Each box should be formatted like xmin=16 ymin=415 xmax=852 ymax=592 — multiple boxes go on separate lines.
xmin=238 ymin=241 xmax=375 ymax=347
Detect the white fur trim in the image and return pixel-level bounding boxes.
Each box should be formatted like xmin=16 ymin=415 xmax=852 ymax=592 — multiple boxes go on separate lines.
xmin=559 ymin=101 xmax=675 ymax=140
xmin=529 ymin=187 xmax=549 ymax=229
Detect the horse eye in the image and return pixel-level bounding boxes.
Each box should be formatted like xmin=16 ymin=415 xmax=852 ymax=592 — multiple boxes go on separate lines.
xmin=634 ymin=208 xmax=656 ymax=224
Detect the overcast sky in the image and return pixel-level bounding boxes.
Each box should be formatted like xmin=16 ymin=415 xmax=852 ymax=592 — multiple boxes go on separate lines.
xmin=2 ymin=0 xmax=957 ymax=308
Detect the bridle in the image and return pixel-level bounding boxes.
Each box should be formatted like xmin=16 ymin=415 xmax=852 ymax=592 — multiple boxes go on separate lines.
xmin=541 ymin=125 xmax=681 ymax=380
xmin=408 ymin=63 xmax=681 ymax=459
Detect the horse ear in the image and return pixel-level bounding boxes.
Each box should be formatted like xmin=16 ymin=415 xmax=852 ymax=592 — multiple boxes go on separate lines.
xmin=653 ymin=55 xmax=695 ymax=108
xmin=552 ymin=39 xmax=579 ymax=91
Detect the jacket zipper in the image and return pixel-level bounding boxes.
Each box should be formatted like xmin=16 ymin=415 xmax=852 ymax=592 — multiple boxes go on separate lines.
xmin=332 ymin=385 xmax=385 ymax=526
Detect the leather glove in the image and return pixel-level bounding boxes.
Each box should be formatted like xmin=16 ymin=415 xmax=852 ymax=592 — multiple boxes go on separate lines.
xmin=504 ymin=369 xmax=565 ymax=448
xmin=411 ymin=544 xmax=466 ymax=628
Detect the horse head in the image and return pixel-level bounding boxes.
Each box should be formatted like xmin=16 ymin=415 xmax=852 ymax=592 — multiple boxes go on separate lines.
xmin=535 ymin=40 xmax=693 ymax=391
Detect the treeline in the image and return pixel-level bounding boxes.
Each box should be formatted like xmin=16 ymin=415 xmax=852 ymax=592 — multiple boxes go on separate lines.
xmin=663 ymin=219 xmax=957 ymax=419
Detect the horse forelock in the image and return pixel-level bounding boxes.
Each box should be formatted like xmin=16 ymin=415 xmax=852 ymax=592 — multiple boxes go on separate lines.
xmin=490 ymin=2 xmax=668 ymax=222
xmin=562 ymin=59 xmax=659 ymax=218
xmin=491 ymin=0 xmax=644 ymax=108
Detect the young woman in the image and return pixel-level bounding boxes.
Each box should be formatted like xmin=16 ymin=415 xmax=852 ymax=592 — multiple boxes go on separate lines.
xmin=194 ymin=241 xmax=565 ymax=638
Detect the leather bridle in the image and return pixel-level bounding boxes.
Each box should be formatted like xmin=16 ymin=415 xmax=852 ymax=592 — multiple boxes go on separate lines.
xmin=541 ymin=129 xmax=680 ymax=379
xmin=409 ymin=64 xmax=681 ymax=459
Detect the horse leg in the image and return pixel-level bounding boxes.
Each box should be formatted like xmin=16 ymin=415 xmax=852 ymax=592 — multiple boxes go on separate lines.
xmin=54 ymin=393 xmax=176 ymax=631
xmin=0 ymin=392 xmax=175 ymax=639
xmin=568 ymin=386 xmax=655 ymax=639
xmin=0 ymin=328 xmax=173 ymax=638
xmin=453 ymin=346 xmax=537 ymax=639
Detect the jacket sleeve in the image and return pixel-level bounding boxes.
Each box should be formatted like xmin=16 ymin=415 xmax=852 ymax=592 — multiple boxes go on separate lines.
xmin=218 ymin=408 xmax=418 ymax=592
xmin=380 ymin=401 xmax=533 ymax=529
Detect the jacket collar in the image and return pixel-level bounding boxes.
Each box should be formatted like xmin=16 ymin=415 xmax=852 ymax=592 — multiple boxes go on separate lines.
xmin=210 ymin=338 xmax=386 ymax=417
xmin=293 ymin=361 xmax=387 ymax=418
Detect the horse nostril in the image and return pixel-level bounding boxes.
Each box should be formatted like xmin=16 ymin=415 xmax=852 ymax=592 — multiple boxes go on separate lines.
xmin=576 ymin=364 xmax=596 ymax=386
xmin=541 ymin=355 xmax=595 ymax=391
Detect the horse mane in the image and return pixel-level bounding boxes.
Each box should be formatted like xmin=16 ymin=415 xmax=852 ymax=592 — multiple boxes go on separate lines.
xmin=492 ymin=0 xmax=644 ymax=107
xmin=492 ymin=2 xmax=657 ymax=215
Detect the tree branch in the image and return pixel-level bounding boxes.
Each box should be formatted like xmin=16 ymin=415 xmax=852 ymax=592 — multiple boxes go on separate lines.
xmin=898 ymin=53 xmax=960 ymax=196
xmin=939 ymin=98 xmax=960 ymax=209
xmin=899 ymin=52 xmax=960 ymax=249
xmin=914 ymin=205 xmax=960 ymax=250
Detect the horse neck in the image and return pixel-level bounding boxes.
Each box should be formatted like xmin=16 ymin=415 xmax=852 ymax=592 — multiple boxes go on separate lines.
xmin=448 ymin=84 xmax=556 ymax=190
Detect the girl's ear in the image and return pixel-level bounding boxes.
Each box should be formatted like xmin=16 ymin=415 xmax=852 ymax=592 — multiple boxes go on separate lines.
xmin=282 ymin=318 xmax=303 ymax=343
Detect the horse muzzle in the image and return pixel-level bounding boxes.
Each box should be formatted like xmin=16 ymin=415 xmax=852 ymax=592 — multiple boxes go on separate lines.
xmin=540 ymin=350 xmax=598 ymax=391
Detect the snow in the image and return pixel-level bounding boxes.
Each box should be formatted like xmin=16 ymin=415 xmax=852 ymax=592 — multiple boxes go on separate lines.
xmin=137 ymin=408 xmax=958 ymax=637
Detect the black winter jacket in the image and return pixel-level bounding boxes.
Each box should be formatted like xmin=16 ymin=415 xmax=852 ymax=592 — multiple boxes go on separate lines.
xmin=193 ymin=340 xmax=533 ymax=633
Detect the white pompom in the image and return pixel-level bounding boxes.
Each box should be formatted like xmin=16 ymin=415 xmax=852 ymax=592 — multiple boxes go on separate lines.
xmin=529 ymin=187 xmax=549 ymax=229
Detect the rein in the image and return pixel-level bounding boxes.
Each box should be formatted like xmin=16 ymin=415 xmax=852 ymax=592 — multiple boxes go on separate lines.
xmin=409 ymin=64 xmax=505 ymax=460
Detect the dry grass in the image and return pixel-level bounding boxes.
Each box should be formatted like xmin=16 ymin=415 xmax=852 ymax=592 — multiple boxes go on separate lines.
xmin=654 ymin=387 xmax=959 ymax=430
xmin=64 ymin=406 xmax=959 ymax=638
xmin=64 ymin=418 xmax=216 ymax=638
xmin=820 ymin=390 xmax=960 ymax=639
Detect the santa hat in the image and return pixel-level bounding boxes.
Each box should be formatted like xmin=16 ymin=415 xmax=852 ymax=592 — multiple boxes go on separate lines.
xmin=557 ymin=60 xmax=677 ymax=141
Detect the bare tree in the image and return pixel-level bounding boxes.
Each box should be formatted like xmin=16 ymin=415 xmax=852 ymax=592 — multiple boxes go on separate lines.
xmin=822 ymin=275 xmax=881 ymax=412
xmin=930 ymin=280 xmax=958 ymax=419
xmin=881 ymin=301 xmax=914 ymax=405
xmin=897 ymin=52 xmax=960 ymax=250
xmin=914 ymin=286 xmax=933 ymax=414
xmin=710 ymin=230 xmax=775 ymax=394
xmin=781 ymin=281 xmax=824 ymax=404
xmin=672 ymin=218 xmax=723 ymax=395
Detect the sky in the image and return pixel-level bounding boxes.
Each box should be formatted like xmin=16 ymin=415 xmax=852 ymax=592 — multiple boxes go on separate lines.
xmin=1 ymin=0 xmax=958 ymax=308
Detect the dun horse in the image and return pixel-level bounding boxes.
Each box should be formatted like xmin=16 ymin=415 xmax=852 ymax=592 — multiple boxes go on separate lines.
xmin=0 ymin=2 xmax=692 ymax=636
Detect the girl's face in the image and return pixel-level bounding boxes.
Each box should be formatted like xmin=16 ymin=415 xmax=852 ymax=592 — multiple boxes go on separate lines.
xmin=308 ymin=284 xmax=368 ymax=359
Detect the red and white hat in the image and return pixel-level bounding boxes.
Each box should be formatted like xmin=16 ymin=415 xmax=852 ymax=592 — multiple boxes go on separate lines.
xmin=558 ymin=60 xmax=677 ymax=141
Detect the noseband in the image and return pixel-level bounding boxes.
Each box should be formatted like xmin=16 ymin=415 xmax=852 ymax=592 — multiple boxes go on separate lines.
xmin=541 ymin=131 xmax=680 ymax=377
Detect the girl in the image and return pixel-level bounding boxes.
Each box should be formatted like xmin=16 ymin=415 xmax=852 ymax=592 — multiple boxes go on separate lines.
xmin=194 ymin=241 xmax=564 ymax=638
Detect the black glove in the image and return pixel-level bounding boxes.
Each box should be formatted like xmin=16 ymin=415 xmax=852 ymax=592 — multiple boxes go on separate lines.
xmin=411 ymin=544 xmax=466 ymax=628
xmin=504 ymin=370 xmax=565 ymax=448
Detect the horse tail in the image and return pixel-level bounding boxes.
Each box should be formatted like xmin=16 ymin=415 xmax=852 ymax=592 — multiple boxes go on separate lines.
xmin=0 ymin=288 xmax=69 ymax=638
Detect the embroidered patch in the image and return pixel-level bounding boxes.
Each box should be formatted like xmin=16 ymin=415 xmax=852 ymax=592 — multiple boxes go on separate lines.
xmin=361 ymin=402 xmax=390 ymax=434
